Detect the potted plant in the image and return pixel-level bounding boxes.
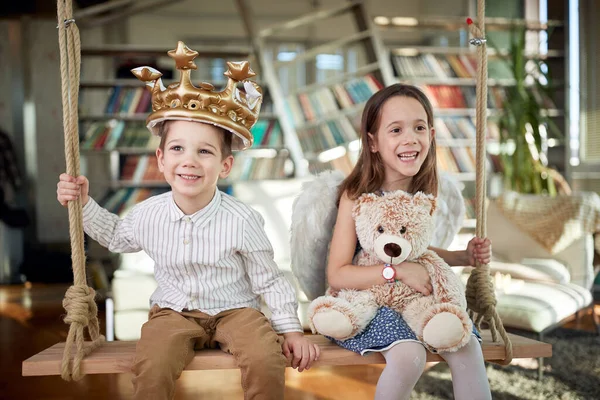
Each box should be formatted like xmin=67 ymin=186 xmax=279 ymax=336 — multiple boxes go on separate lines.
xmin=490 ymin=26 xmax=565 ymax=196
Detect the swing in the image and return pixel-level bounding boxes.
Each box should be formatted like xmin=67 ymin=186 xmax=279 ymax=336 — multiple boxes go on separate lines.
xmin=23 ymin=0 xmax=551 ymax=380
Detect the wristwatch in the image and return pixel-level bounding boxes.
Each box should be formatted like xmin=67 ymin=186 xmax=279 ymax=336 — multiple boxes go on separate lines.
xmin=382 ymin=264 xmax=396 ymax=283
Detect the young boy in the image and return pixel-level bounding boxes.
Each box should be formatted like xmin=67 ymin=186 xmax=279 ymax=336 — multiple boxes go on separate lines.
xmin=57 ymin=42 xmax=319 ymax=400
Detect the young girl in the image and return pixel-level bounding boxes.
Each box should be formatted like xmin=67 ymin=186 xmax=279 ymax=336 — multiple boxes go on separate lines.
xmin=327 ymin=84 xmax=492 ymax=400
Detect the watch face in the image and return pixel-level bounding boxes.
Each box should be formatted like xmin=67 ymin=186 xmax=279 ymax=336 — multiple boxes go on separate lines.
xmin=383 ymin=266 xmax=394 ymax=280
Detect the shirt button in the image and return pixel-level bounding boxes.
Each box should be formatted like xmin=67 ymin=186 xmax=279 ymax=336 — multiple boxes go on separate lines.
xmin=183 ymin=239 xmax=190 ymax=245
xmin=184 ymin=217 xmax=191 ymax=223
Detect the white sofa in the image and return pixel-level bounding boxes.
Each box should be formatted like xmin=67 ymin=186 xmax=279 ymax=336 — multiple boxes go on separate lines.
xmin=483 ymin=199 xmax=595 ymax=335
xmin=107 ymin=181 xmax=597 ymax=347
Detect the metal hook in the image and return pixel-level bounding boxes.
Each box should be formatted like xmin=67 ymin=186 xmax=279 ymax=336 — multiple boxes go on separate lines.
xmin=469 ymin=37 xmax=487 ymax=46
xmin=56 ymin=18 xmax=76 ymax=29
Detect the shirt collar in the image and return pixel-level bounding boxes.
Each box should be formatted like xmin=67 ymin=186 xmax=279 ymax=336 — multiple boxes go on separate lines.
xmin=168 ymin=189 xmax=222 ymax=225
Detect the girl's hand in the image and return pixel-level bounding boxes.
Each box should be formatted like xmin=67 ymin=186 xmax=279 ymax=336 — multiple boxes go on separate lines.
xmin=57 ymin=173 xmax=89 ymax=207
xmin=466 ymin=237 xmax=492 ymax=266
xmin=395 ymin=262 xmax=433 ymax=295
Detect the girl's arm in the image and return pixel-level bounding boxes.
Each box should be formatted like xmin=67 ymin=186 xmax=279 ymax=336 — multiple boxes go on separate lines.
xmin=429 ymin=237 xmax=492 ymax=267
xmin=428 ymin=247 xmax=469 ymax=266
xmin=326 ymin=192 xmax=432 ymax=295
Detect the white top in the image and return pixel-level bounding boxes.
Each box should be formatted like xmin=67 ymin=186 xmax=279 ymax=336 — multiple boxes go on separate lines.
xmin=82 ymin=189 xmax=302 ymax=333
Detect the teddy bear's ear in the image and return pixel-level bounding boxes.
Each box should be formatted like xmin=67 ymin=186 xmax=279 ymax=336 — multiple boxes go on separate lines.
xmin=413 ymin=192 xmax=437 ymax=216
xmin=352 ymin=193 xmax=378 ymax=218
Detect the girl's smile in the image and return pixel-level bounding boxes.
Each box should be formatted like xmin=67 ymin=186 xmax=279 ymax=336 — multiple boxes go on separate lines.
xmin=397 ymin=151 xmax=419 ymax=162
xmin=368 ymin=95 xmax=435 ymax=192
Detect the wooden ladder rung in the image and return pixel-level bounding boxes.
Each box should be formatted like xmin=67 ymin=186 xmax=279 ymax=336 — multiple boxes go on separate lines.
xmin=22 ymin=332 xmax=551 ymax=377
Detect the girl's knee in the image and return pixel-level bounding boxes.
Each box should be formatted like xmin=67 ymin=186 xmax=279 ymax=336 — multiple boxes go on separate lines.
xmin=448 ymin=336 xmax=484 ymax=360
xmin=383 ymin=342 xmax=427 ymax=371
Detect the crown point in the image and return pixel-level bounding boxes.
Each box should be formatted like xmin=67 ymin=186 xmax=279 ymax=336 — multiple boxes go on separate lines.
xmin=133 ymin=42 xmax=264 ymax=150
xmin=466 ymin=17 xmax=473 ymax=25
xmin=131 ymin=66 xmax=163 ymax=82
xmin=224 ymin=61 xmax=256 ymax=81
xmin=168 ymin=41 xmax=199 ymax=70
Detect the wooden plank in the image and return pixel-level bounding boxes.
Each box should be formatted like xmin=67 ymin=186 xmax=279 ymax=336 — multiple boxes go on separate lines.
xmin=22 ymin=332 xmax=551 ymax=377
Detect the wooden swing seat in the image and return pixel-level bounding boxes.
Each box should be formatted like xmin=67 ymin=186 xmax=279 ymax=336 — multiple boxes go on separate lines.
xmin=22 ymin=331 xmax=551 ymax=376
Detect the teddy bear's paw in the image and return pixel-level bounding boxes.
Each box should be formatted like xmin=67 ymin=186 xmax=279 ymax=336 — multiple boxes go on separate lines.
xmin=312 ymin=310 xmax=355 ymax=340
xmin=422 ymin=312 xmax=465 ymax=350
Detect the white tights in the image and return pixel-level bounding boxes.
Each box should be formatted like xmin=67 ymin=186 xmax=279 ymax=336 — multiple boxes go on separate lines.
xmin=374 ymin=336 xmax=491 ymax=400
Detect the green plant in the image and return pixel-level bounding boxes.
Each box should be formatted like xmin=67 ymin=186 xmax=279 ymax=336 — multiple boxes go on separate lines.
xmin=490 ymin=26 xmax=562 ymax=196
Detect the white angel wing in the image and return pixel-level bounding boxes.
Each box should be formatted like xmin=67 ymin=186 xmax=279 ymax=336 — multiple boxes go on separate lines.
xmin=432 ymin=172 xmax=466 ymax=249
xmin=290 ymin=170 xmax=345 ymax=300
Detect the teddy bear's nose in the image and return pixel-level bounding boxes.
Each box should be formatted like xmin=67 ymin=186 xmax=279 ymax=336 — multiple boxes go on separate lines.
xmin=384 ymin=243 xmax=402 ymax=258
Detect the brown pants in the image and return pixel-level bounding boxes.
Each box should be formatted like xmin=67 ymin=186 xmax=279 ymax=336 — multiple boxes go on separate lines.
xmin=131 ymin=306 xmax=286 ymax=400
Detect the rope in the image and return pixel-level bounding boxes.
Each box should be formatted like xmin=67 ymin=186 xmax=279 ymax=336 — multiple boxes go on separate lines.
xmin=464 ymin=0 xmax=513 ymax=365
xmin=57 ymin=0 xmax=105 ymax=381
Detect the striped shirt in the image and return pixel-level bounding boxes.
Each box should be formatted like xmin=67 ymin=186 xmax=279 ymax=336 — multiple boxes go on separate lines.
xmin=82 ymin=189 xmax=303 ymax=333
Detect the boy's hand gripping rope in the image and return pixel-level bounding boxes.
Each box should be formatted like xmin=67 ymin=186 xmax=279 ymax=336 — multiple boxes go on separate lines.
xmin=57 ymin=0 xmax=105 ymax=381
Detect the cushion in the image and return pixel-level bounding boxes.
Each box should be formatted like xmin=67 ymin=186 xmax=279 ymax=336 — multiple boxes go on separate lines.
xmin=118 ymin=250 xmax=154 ymax=274
xmin=487 ymin=201 xmax=596 ymax=289
xmin=494 ymin=281 xmax=592 ymax=332
xmin=487 ymin=259 xmax=571 ymax=285
xmin=114 ymin=310 xmax=148 ymax=341
xmin=112 ymin=269 xmax=157 ymax=311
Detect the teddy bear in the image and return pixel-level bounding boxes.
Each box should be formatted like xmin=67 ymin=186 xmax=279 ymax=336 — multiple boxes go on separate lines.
xmin=306 ymin=190 xmax=473 ymax=353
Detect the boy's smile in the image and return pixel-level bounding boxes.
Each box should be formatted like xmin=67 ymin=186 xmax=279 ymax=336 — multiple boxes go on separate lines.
xmin=156 ymin=120 xmax=233 ymax=214
xmin=179 ymin=174 xmax=200 ymax=180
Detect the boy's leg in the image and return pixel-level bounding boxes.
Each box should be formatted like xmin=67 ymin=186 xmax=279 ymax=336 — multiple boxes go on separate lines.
xmin=131 ymin=306 xmax=210 ymax=400
xmin=212 ymin=308 xmax=286 ymax=400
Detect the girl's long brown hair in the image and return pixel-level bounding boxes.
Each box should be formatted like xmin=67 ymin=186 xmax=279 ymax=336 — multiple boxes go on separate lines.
xmin=337 ymin=84 xmax=438 ymax=202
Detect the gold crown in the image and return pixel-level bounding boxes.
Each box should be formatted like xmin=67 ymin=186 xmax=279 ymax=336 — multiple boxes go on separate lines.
xmin=131 ymin=41 xmax=263 ymax=150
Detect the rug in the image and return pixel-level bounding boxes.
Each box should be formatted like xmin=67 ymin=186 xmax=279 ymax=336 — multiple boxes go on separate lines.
xmin=411 ymin=328 xmax=600 ymax=400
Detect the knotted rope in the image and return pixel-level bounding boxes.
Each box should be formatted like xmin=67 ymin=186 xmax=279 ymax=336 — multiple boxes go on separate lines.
xmin=464 ymin=0 xmax=513 ymax=364
xmin=57 ymin=0 xmax=105 ymax=381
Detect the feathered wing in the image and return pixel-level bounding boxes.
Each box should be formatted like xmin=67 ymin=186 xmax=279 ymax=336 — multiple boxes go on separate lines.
xmin=290 ymin=170 xmax=345 ymax=300
xmin=432 ymin=172 xmax=466 ymax=249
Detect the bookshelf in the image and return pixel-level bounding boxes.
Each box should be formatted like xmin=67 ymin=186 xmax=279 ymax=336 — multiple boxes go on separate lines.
xmin=236 ymin=0 xmax=395 ymax=177
xmin=382 ymin=17 xmax=565 ymax=227
xmin=78 ymin=44 xmax=294 ymax=217
xmin=236 ymin=1 xmax=565 ymax=229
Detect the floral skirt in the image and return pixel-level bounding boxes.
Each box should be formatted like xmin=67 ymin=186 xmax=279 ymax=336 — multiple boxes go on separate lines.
xmin=329 ymin=306 xmax=481 ymax=355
